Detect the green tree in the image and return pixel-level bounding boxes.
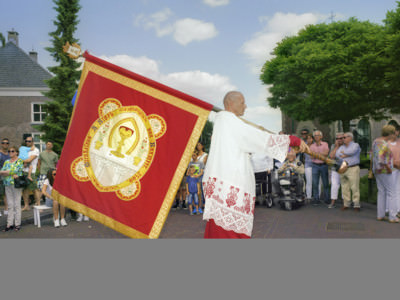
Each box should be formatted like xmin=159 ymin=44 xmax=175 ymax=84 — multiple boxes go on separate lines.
xmin=200 ymin=120 xmax=213 ymax=153
xmin=261 ymin=18 xmax=387 ymax=132
xmin=0 ymin=32 xmax=5 ymax=47
xmin=383 ymin=1 xmax=400 ymax=114
xmin=38 ymin=0 xmax=81 ymax=153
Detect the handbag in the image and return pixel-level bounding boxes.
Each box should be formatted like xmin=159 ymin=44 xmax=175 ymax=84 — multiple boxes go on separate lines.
xmin=14 ymin=175 xmax=28 ymax=188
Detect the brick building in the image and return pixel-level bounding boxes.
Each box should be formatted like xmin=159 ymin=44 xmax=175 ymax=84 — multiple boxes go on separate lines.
xmin=0 ymin=31 xmax=52 ymax=151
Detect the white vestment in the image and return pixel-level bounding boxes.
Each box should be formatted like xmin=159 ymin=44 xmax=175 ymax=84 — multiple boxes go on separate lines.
xmin=251 ymin=153 xmax=274 ymax=173
xmin=202 ymin=111 xmax=290 ymax=236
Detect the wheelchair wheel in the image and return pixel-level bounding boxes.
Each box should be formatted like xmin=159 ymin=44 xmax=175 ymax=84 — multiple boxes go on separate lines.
xmin=265 ymin=195 xmax=273 ymax=208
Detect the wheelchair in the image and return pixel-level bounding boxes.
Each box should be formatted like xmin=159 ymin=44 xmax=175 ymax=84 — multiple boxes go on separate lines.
xmin=255 ymin=171 xmax=274 ymax=208
xmin=271 ymin=165 xmax=305 ymax=211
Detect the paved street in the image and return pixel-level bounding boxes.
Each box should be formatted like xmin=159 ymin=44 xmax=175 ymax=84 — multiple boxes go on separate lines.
xmin=1 ymin=200 xmax=400 ymax=239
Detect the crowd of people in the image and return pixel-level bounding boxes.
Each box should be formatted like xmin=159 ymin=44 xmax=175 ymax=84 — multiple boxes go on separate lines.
xmin=1 ymin=105 xmax=399 ymax=235
xmin=266 ymin=123 xmax=400 ymax=222
xmin=0 ymin=136 xmax=89 ymax=232
xmin=171 ymin=101 xmax=400 ymax=232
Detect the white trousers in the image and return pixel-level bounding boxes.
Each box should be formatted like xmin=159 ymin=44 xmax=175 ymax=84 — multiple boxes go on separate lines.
xmin=330 ymin=170 xmax=341 ymax=200
xmin=305 ymin=167 xmax=312 ymax=199
xmin=376 ymin=173 xmax=397 ymax=220
xmin=5 ymin=185 xmax=22 ymax=227
xmin=387 ymin=169 xmax=400 ymax=213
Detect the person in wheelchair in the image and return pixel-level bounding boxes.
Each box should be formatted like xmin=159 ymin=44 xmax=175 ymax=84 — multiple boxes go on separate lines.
xmin=271 ymin=149 xmax=305 ymax=201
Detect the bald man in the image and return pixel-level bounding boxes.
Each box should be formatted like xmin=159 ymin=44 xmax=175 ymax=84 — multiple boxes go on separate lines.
xmin=202 ymin=91 xmax=308 ymax=238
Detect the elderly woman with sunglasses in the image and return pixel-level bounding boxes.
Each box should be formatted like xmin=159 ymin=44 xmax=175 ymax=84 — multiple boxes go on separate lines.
xmin=0 ymin=146 xmax=24 ymax=232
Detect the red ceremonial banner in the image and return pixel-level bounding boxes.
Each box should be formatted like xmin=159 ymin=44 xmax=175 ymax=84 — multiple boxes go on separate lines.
xmin=52 ymin=52 xmax=213 ymax=238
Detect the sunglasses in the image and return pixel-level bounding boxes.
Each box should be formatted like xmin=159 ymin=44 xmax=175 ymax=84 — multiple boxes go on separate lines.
xmin=25 ymin=140 xmax=33 ymax=143
xmin=8 ymin=150 xmax=16 ymax=153
xmin=2 ymin=142 xmax=9 ymax=144
xmin=336 ymin=137 xmax=344 ymax=140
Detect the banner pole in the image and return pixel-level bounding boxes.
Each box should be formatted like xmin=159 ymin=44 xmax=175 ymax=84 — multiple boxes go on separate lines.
xmin=212 ymin=105 xmax=275 ymax=134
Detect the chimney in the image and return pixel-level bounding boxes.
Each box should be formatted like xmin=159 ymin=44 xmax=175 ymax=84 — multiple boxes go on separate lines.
xmin=8 ymin=30 xmax=19 ymax=47
xmin=29 ymin=51 xmax=38 ymax=62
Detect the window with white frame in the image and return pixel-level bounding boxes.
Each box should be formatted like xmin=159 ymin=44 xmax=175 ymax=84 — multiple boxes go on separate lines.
xmin=32 ymin=133 xmax=46 ymax=152
xmin=31 ymin=102 xmax=47 ymax=124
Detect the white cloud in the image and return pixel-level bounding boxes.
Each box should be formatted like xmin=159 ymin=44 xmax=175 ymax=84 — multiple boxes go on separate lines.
xmin=99 ymin=54 xmax=161 ymax=80
xmin=173 ymin=18 xmax=218 ymax=46
xmin=134 ymin=8 xmax=174 ymax=37
xmin=97 ymin=54 xmax=236 ymax=107
xmin=162 ymin=70 xmax=236 ymax=105
xmin=134 ymin=9 xmax=218 ymax=45
xmin=203 ymin=0 xmax=230 ymax=7
xmin=241 ymin=12 xmax=327 ymax=73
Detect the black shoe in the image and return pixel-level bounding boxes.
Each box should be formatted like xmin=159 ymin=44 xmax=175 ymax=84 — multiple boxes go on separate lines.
xmin=2 ymin=226 xmax=14 ymax=232
xmin=312 ymin=200 xmax=320 ymax=206
xmin=172 ymin=202 xmax=179 ymax=210
xmin=182 ymin=202 xmax=187 ymax=210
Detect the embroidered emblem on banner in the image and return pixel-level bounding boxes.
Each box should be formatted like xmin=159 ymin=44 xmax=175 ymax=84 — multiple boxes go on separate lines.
xmin=71 ymin=98 xmax=167 ymax=201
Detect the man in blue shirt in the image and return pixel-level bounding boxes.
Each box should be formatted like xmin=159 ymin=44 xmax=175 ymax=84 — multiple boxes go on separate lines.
xmin=335 ymin=132 xmax=361 ymax=211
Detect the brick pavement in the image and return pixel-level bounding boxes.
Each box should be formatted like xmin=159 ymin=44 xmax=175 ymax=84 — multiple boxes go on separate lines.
xmin=1 ymin=201 xmax=400 ymax=238
xmin=162 ymin=201 xmax=400 ymax=239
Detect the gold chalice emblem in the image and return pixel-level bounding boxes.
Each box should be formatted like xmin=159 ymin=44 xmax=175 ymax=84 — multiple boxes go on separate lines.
xmin=111 ymin=126 xmax=134 ymax=158
xmin=71 ymin=98 xmax=167 ymax=201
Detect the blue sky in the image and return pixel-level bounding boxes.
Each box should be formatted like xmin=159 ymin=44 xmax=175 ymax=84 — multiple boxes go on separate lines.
xmin=1 ymin=0 xmax=398 ymax=132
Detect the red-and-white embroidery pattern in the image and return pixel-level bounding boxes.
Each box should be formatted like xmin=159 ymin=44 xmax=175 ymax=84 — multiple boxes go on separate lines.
xmin=203 ymin=177 xmax=256 ymax=237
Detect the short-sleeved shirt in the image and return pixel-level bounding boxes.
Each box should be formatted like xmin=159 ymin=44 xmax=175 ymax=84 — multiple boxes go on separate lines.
xmin=1 ymin=158 xmax=24 ymax=186
xmin=43 ymin=178 xmax=54 ymax=207
xmin=18 ymin=146 xmax=31 ymax=161
xmin=39 ymin=151 xmax=59 ymax=175
xmin=309 ymin=141 xmax=329 ymax=164
xmin=388 ymin=139 xmax=400 ymax=168
xmin=23 ymin=147 xmax=40 ymax=173
xmin=188 ymin=160 xmax=204 ymax=176
xmin=372 ymin=139 xmax=393 ymax=174
xmin=186 ymin=176 xmax=199 ymax=194
xmin=0 ymin=152 xmax=10 ymax=168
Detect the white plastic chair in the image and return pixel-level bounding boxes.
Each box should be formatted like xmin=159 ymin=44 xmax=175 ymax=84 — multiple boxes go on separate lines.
xmin=33 ymin=205 xmax=53 ymax=228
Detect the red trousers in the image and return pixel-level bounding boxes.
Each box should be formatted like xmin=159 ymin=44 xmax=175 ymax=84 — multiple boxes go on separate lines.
xmin=204 ymin=219 xmax=250 ymax=239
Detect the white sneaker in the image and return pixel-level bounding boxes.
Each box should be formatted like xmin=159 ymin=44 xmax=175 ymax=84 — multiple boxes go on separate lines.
xmin=76 ymin=214 xmax=83 ymax=222
xmin=83 ymin=216 xmax=90 ymax=221
xmin=54 ymin=219 xmax=60 ymax=228
xmin=60 ymin=218 xmax=68 ymax=226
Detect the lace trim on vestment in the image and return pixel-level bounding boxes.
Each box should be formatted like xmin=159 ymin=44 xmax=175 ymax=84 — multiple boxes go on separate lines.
xmin=203 ymin=177 xmax=256 ymax=237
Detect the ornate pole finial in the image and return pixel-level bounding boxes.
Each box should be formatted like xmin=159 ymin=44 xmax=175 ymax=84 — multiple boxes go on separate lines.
xmin=63 ymin=41 xmax=82 ymax=59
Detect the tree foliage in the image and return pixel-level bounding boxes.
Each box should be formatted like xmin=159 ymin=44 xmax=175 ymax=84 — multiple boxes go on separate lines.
xmin=0 ymin=32 xmax=5 ymax=47
xmin=38 ymin=0 xmax=81 ymax=153
xmin=382 ymin=1 xmax=400 ymax=114
xmin=260 ymin=18 xmax=387 ymax=131
xmin=200 ymin=120 xmax=213 ymax=153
